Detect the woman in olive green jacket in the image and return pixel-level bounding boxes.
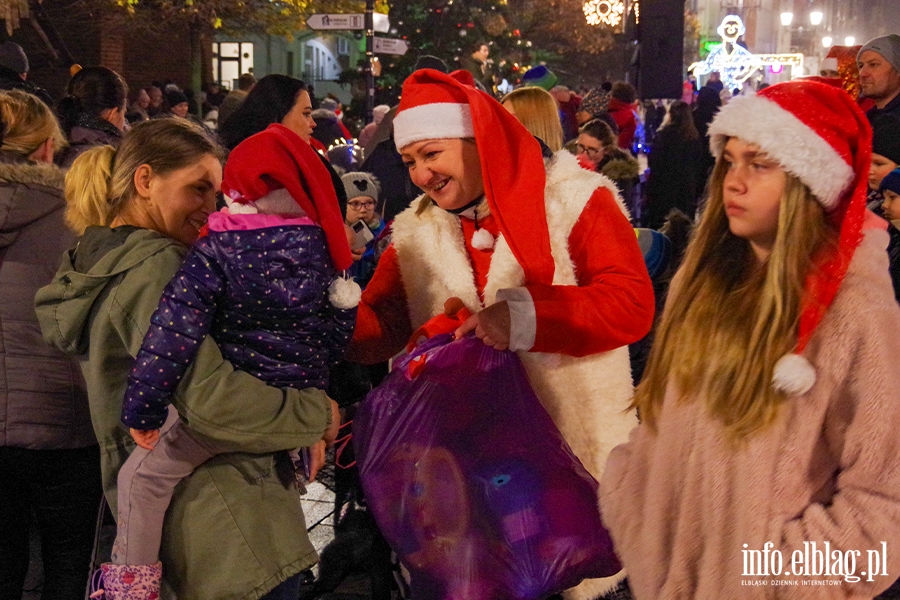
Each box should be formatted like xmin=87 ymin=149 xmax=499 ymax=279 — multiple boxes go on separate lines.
xmin=35 ymin=118 xmax=337 ymax=600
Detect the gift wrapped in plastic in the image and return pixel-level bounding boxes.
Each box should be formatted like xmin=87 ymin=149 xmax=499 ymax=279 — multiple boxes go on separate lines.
xmin=353 ymin=334 xmax=621 ymax=600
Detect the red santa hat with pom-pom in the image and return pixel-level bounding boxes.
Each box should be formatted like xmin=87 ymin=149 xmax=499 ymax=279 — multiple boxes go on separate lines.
xmin=708 ymin=79 xmax=873 ymax=395
xmin=393 ymin=68 xmax=556 ymax=287
xmin=222 ymin=123 xmax=359 ymax=308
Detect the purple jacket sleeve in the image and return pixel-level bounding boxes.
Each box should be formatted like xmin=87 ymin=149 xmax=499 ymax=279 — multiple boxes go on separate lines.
xmin=327 ymin=304 xmax=357 ymax=367
xmin=121 ymin=243 xmax=225 ymax=430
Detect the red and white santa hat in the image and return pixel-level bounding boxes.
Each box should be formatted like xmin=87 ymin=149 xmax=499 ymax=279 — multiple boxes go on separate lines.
xmin=222 ymin=123 xmax=353 ymax=273
xmin=393 ymin=68 xmax=555 ymax=286
xmin=708 ymin=79 xmax=872 ymax=395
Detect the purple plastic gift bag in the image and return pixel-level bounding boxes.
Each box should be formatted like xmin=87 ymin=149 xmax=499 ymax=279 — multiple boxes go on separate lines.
xmin=353 ymin=334 xmax=621 ymax=600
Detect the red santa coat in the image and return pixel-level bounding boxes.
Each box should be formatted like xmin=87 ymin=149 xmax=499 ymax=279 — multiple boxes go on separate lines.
xmin=349 ymin=151 xmax=654 ymax=599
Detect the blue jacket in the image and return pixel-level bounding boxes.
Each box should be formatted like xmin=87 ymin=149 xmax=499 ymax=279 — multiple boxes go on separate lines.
xmin=122 ymin=221 xmax=355 ymax=430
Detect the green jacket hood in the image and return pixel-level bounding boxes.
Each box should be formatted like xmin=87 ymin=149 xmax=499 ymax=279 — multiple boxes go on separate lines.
xmin=35 ymin=227 xmax=181 ymax=356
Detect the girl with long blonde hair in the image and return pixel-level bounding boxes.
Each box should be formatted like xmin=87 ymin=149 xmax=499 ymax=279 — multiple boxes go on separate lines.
xmin=600 ymin=80 xmax=900 ymax=598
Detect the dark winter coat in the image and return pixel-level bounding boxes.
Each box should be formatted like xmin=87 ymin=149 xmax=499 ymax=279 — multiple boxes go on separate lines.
xmin=123 ymin=219 xmax=355 ymax=430
xmin=217 ymin=89 xmax=248 ymax=128
xmin=0 ymin=66 xmax=53 ymax=106
xmin=311 ymin=109 xmax=349 ymax=149
xmin=693 ymin=87 xmax=722 ymax=181
xmin=0 ymin=153 xmax=94 ymax=449
xmin=888 ymin=222 xmax=900 ymax=304
xmin=867 ymin=93 xmax=900 ymax=124
xmin=35 ymin=225 xmax=332 ymax=599
xmin=645 ymin=127 xmax=705 ymax=228
xmin=597 ymin=147 xmax=640 ymax=210
xmin=360 ymin=131 xmax=419 ymax=222
xmin=459 ymin=55 xmax=494 ymax=94
xmin=56 ymin=114 xmax=123 ymax=168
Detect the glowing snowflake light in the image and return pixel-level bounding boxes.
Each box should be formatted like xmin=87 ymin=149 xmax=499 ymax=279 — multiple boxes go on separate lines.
xmin=583 ymin=0 xmax=625 ymax=27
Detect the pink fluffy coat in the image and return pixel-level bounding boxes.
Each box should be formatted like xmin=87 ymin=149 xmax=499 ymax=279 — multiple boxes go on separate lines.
xmin=600 ymin=228 xmax=900 ymax=599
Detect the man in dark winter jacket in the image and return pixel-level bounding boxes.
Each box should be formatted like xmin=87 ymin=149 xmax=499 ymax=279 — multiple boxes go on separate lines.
xmin=858 ymin=34 xmax=900 ymax=123
xmin=0 ymin=42 xmax=53 ymax=106
xmin=460 ymin=41 xmax=495 ymax=95
xmin=360 ymin=55 xmax=450 ymax=222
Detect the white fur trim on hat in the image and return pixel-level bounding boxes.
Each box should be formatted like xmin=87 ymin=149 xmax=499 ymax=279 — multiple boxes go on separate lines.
xmin=328 ymin=276 xmax=361 ymax=309
xmin=224 ymin=188 xmax=306 ymax=216
xmin=708 ymin=94 xmax=854 ymax=210
xmin=821 ymin=57 xmax=839 ymax=72
xmin=393 ymin=102 xmax=474 ymax=150
xmin=772 ymin=353 xmax=816 ymax=395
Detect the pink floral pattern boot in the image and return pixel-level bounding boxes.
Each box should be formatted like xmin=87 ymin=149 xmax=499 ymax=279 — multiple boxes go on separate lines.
xmin=89 ymin=562 xmax=162 ymax=600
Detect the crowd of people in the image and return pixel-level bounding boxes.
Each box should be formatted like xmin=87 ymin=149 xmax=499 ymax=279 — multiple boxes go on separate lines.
xmin=1 ymin=30 xmax=900 ymax=600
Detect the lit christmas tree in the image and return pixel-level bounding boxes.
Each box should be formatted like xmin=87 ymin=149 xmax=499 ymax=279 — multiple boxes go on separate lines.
xmin=377 ymin=0 xmax=535 ymax=98
xmin=363 ymin=0 xmax=626 ymax=103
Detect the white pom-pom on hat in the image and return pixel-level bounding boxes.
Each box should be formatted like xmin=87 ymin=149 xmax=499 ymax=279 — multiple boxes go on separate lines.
xmin=329 ymin=276 xmax=361 ymax=309
xmin=772 ymin=353 xmax=816 ymax=396
xmin=471 ymin=228 xmax=495 ymax=251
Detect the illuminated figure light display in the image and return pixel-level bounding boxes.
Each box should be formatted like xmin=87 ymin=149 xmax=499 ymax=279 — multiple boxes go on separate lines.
xmin=583 ymin=0 xmax=625 ymax=27
xmin=689 ymin=15 xmax=804 ymax=91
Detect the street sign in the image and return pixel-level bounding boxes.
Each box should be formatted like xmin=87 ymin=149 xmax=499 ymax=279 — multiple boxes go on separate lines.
xmin=374 ymin=37 xmax=409 ymax=55
xmin=307 ymin=13 xmax=390 ymax=32
xmin=307 ymin=14 xmax=364 ymax=30
xmin=373 ymin=13 xmax=390 ymax=33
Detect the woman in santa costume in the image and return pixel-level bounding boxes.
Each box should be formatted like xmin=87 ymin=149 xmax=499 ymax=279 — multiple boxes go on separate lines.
xmin=347 ymin=69 xmax=654 ymax=599
xmin=600 ymin=80 xmax=900 ymax=598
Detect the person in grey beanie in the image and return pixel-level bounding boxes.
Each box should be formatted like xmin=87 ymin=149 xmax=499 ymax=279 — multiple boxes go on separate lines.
xmin=858 ymin=34 xmax=900 ymax=122
xmin=341 ymin=171 xmax=386 ymax=287
xmin=0 ymin=41 xmax=53 ymax=106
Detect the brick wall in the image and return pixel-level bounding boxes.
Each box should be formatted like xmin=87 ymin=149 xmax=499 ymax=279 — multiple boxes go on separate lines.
xmin=99 ymin=18 xmax=124 ymax=76
xmin=120 ymin=22 xmax=193 ymax=92
xmin=8 ymin=3 xmax=196 ymax=104
xmin=13 ymin=0 xmax=101 ymax=101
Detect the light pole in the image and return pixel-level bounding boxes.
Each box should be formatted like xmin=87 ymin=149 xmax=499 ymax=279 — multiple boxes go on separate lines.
xmin=779 ymin=6 xmax=827 ymax=72
xmin=364 ymin=0 xmax=374 ymax=124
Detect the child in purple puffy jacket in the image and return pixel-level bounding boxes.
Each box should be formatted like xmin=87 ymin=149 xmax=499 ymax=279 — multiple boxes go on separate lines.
xmin=94 ymin=123 xmax=360 ymax=599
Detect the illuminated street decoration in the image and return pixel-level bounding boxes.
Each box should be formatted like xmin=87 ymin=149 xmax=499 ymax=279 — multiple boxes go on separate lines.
xmin=689 ymin=15 xmax=804 ymax=90
xmin=583 ymin=0 xmax=625 ymax=27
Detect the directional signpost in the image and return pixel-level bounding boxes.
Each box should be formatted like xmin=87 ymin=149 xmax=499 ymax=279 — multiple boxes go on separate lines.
xmin=306 ymin=9 xmax=393 ymax=124
xmin=374 ymin=37 xmax=409 ymax=56
xmin=307 ymin=14 xmax=364 ymax=30
xmin=306 ymin=13 xmax=390 ymax=33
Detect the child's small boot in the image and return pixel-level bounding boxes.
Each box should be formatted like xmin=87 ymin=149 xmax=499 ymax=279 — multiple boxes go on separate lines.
xmin=89 ymin=562 xmax=162 ymax=600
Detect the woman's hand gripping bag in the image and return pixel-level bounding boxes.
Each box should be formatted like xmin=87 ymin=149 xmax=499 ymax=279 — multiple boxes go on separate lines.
xmin=353 ymin=334 xmax=621 ymax=600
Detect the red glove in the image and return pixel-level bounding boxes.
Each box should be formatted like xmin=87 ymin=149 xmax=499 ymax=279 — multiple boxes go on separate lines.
xmin=406 ymin=298 xmax=473 ymax=353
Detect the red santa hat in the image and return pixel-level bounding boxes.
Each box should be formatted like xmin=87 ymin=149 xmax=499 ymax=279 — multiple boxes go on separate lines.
xmin=393 ymin=68 xmax=555 ymax=286
xmin=708 ymin=79 xmax=872 ymax=395
xmin=222 ymin=123 xmax=353 ymax=272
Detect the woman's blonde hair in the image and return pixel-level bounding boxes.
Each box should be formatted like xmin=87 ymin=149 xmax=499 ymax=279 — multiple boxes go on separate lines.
xmin=0 ymin=89 xmax=67 ymax=157
xmin=502 ymin=87 xmax=564 ymax=152
xmin=64 ymin=118 xmax=223 ymax=234
xmin=634 ymin=153 xmax=837 ymax=439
